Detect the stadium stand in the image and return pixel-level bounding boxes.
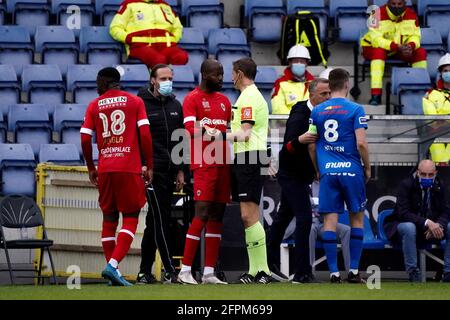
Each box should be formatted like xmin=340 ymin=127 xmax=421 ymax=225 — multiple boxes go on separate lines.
xmin=420 ymin=27 xmax=447 ymax=81
xmin=244 ymin=0 xmax=285 ymax=42
xmin=0 ymin=143 xmax=36 ymax=196
xmin=39 ymin=143 xmax=82 ymax=165
xmin=255 ymin=66 xmax=278 ymax=112
xmin=0 ymin=65 xmax=20 ymax=114
xmin=21 ymin=64 xmax=65 ymax=105
xmin=208 ymin=28 xmax=251 ymax=68
xmin=181 ymin=0 xmax=224 ymax=38
xmin=79 ymin=26 xmax=122 ymax=66
xmin=329 ymin=0 xmax=368 ymax=43
xmin=0 ymin=26 xmax=33 ymax=77
xmin=53 ymin=103 xmax=87 ymax=154
xmin=418 ymin=0 xmax=450 ymax=40
xmin=178 ymin=27 xmax=208 ymax=80
xmin=7 ymin=0 xmax=51 ymax=36
xmin=115 ymin=64 xmax=149 ymax=95
xmin=286 ymin=0 xmax=329 ymax=41
xmin=52 ymin=0 xmax=95 ymax=36
xmin=66 ymin=64 xmax=103 ymax=103
xmin=390 ymin=67 xmax=432 ymax=114
xmin=95 ymin=0 xmax=122 ymax=26
xmin=172 ymin=64 xmax=197 ymax=104
xmin=8 ymin=104 xmax=52 ymax=156
xmin=35 ymin=26 xmax=79 ymax=76
xmin=0 ymin=113 xmax=6 ymax=143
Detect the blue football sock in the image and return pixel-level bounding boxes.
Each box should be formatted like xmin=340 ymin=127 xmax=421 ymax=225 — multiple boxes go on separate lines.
xmin=350 ymin=228 xmax=364 ymax=271
xmin=322 ymin=231 xmax=338 ymax=274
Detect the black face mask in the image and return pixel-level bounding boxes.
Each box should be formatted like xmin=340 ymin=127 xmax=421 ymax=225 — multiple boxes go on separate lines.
xmin=388 ymin=5 xmax=406 ymax=16
xmin=205 ymin=78 xmax=223 ymax=92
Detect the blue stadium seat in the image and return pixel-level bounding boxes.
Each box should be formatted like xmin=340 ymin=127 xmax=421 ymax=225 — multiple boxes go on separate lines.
xmin=67 ymin=64 xmax=103 ymax=104
xmin=286 ymin=0 xmax=329 ymax=40
xmin=35 ymin=26 xmax=79 ymax=77
xmin=52 ymin=0 xmax=95 ymax=36
xmin=172 ymin=65 xmax=196 ymax=104
xmin=391 ymin=67 xmax=432 ymax=115
xmin=255 ymin=66 xmax=278 ymax=113
xmin=181 ymin=0 xmax=224 ymax=38
xmin=0 ymin=113 xmax=6 ymax=143
xmin=372 ymin=0 xmax=412 ymax=7
xmin=0 ymin=26 xmax=33 ymax=77
xmin=178 ymin=28 xmax=208 ymax=80
xmin=420 ymin=27 xmax=446 ymax=81
xmin=165 ymin=0 xmax=180 ymax=14
xmin=80 ymin=26 xmax=123 ymax=66
xmin=0 ymin=3 xmax=5 ymax=25
xmin=7 ymin=0 xmax=51 ymax=36
xmin=208 ymin=28 xmax=251 ymax=67
xmin=115 ymin=64 xmax=149 ymax=95
xmin=22 ymin=65 xmax=65 ymax=105
xmin=0 ymin=143 xmax=36 ymax=196
xmin=39 ymin=144 xmax=82 ymax=165
xmin=221 ymin=67 xmax=240 ymax=104
xmin=377 ymin=209 xmax=394 ymax=244
xmin=329 ymin=0 xmax=368 ymax=42
xmin=8 ymin=104 xmax=52 ymax=157
xmin=96 ymin=0 xmax=122 ymax=26
xmin=0 ymin=65 xmax=20 ymax=115
xmin=418 ymin=0 xmax=450 ymax=40
xmin=244 ymin=0 xmax=286 ymax=42
xmin=54 ymin=104 xmax=87 ymax=155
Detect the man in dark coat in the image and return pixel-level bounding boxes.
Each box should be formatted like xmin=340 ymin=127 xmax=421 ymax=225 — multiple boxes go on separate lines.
xmin=384 ymin=160 xmax=450 ymax=282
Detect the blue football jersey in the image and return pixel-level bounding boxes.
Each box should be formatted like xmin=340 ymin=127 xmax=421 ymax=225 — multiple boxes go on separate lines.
xmin=309 ymin=97 xmax=368 ymax=175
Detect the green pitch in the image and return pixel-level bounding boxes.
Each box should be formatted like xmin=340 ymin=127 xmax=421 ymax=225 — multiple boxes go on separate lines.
xmin=0 ymin=282 xmax=449 ymax=300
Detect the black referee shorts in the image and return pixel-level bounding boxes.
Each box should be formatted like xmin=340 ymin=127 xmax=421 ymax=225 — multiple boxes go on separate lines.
xmin=231 ymin=152 xmax=267 ymax=204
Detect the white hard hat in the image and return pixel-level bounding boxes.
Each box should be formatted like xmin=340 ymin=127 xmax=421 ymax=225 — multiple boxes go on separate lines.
xmin=438 ymin=53 xmax=450 ymax=70
xmin=319 ymin=67 xmax=334 ymax=79
xmin=287 ymin=44 xmax=311 ymax=60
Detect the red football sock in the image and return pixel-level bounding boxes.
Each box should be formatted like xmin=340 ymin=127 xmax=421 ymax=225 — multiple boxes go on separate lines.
xmin=205 ymin=220 xmax=223 ymax=268
xmin=101 ymin=220 xmax=118 ymax=262
xmin=182 ymin=217 xmax=205 ymax=267
xmin=111 ymin=216 xmax=138 ymax=264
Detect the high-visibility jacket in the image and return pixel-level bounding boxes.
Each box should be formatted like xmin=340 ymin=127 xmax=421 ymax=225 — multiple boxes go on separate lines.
xmin=422 ymin=87 xmax=450 ymax=163
xmin=360 ymin=5 xmax=421 ymax=52
xmin=271 ymin=68 xmax=314 ymax=115
xmin=110 ymin=0 xmax=183 ymax=55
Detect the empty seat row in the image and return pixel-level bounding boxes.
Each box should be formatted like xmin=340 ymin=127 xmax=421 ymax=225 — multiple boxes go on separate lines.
xmin=0 ymin=143 xmax=94 ymax=196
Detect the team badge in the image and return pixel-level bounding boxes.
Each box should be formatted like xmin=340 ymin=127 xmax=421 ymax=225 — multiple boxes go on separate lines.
xmin=136 ymin=12 xmax=144 ymax=20
xmin=220 ymin=103 xmax=226 ymax=112
xmin=288 ymin=94 xmax=297 ymax=102
xmin=197 ymin=190 xmax=202 ymax=197
xmin=241 ymin=107 xmax=252 ymax=120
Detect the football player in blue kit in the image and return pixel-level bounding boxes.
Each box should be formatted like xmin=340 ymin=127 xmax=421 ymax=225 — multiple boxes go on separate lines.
xmin=308 ymin=68 xmax=371 ymax=284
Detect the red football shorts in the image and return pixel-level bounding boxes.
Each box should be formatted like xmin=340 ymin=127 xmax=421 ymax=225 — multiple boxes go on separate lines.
xmin=193 ymin=166 xmax=231 ymax=203
xmin=97 ymin=172 xmax=146 ymax=214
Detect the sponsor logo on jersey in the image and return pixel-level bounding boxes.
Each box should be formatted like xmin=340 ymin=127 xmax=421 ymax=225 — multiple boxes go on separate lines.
xmin=241 ymin=107 xmax=253 ymax=120
xmin=202 ymin=100 xmax=210 ymax=109
xmin=325 ymin=161 xmax=352 ymax=169
xmin=199 ymin=117 xmax=227 ymax=126
xmin=98 ymin=96 xmax=127 ymax=107
xmin=359 ymin=116 xmax=368 ymax=125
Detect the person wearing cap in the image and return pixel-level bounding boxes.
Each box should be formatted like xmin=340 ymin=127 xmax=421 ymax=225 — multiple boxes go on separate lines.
xmin=110 ymin=0 xmax=188 ymax=69
xmin=360 ymin=0 xmax=427 ymax=106
xmin=271 ymin=45 xmax=314 ymax=115
xmin=422 ymin=53 xmax=450 ymax=164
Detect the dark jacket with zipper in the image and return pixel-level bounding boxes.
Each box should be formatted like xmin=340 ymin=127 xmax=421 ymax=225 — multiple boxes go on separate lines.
xmin=137 ymin=85 xmax=184 ymax=173
xmin=278 ymin=100 xmax=315 ymax=183
xmin=384 ymin=173 xmax=450 ymax=241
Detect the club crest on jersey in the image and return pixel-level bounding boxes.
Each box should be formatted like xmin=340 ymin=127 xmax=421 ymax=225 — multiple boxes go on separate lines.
xmin=220 ymin=103 xmax=226 ymax=112
xmin=197 ymin=190 xmax=201 ymax=197
xmin=241 ymin=107 xmax=252 ymax=120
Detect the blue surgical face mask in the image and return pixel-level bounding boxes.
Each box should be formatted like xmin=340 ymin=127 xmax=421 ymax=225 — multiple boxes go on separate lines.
xmin=419 ymin=177 xmax=434 ymax=189
xmin=291 ymin=63 xmax=306 ymax=78
xmin=441 ymin=71 xmax=450 ymax=83
xmin=158 ymin=80 xmax=173 ymax=96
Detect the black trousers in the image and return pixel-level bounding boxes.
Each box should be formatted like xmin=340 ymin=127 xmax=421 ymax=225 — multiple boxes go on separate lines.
xmin=267 ymin=173 xmax=312 ymax=276
xmin=139 ymin=171 xmax=176 ymax=274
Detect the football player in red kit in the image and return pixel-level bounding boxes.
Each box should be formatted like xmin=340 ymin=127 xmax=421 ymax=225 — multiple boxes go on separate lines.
xmin=178 ymin=59 xmax=232 ymax=285
xmin=80 ymin=67 xmax=153 ymax=286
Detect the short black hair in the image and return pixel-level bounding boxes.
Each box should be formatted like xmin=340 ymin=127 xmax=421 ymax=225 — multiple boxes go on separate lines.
xmin=98 ymin=67 xmax=121 ymax=82
xmin=328 ymin=68 xmax=350 ymax=92
xmin=232 ymin=57 xmax=257 ymax=80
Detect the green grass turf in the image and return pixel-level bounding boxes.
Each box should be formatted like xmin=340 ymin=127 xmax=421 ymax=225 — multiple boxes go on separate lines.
xmin=0 ymin=282 xmax=449 ymax=300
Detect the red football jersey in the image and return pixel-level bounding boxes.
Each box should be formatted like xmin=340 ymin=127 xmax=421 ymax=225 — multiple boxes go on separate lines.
xmin=80 ymin=89 xmax=150 ymax=174
xmin=183 ymin=87 xmax=232 ymax=170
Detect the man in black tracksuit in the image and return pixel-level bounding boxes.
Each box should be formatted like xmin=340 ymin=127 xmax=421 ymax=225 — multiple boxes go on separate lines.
xmin=136 ymin=64 xmax=185 ymax=284
xmin=267 ymin=78 xmax=331 ymax=283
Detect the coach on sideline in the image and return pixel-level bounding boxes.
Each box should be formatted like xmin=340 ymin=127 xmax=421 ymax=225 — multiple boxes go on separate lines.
xmin=136 ymin=64 xmax=185 ymax=284
xmin=267 ymin=78 xmax=330 ymax=283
